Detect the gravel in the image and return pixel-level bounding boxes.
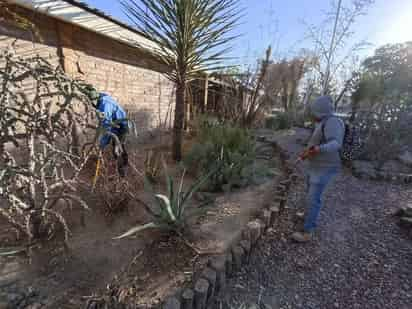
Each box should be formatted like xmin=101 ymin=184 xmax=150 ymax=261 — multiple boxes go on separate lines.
xmin=217 ymin=171 xmax=412 ymax=309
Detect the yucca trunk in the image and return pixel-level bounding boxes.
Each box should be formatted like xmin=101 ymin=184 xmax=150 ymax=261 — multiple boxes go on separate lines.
xmin=173 ymin=80 xmax=186 ymax=161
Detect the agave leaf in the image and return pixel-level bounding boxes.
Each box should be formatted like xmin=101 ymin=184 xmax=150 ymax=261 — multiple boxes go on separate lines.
xmin=113 ymin=222 xmax=158 ymax=239
xmin=167 ymin=175 xmax=174 ymax=211
xmin=0 ymin=247 xmax=26 ymax=256
xmin=162 ymin=160 xmax=175 ymax=215
xmin=180 ymin=164 xmax=220 ymax=215
xmin=177 ymin=168 xmax=187 ymax=217
xmin=155 ymin=194 xmax=176 ymax=222
xmin=142 ymin=176 xmax=162 ymax=218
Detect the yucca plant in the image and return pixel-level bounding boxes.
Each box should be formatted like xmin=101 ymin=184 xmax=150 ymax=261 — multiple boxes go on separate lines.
xmin=114 ymin=164 xmax=217 ymax=239
xmin=121 ymin=0 xmax=241 ymax=161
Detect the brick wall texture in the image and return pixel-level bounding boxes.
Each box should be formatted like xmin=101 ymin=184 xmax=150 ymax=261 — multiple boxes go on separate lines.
xmin=0 ymin=6 xmax=175 ymax=132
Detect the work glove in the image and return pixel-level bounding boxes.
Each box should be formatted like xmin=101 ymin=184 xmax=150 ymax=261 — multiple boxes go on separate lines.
xmin=297 ymin=145 xmax=320 ymax=162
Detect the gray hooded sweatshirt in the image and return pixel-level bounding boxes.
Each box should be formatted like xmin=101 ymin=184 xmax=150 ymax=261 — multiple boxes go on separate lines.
xmin=306 ymin=96 xmax=345 ymax=178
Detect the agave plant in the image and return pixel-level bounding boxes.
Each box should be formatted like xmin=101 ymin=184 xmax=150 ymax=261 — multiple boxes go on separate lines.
xmin=114 ymin=164 xmax=217 ymax=239
xmin=0 ymin=246 xmax=26 ymax=257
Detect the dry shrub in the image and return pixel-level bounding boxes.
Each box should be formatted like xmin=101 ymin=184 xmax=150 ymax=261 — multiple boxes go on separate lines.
xmin=0 ymin=47 xmax=95 ymax=246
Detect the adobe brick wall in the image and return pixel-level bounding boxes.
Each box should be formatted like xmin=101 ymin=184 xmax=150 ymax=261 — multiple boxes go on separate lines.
xmin=0 ymin=5 xmax=175 ymax=132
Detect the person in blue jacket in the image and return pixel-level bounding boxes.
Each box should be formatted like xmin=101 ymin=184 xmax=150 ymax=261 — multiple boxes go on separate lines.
xmin=83 ymin=84 xmax=129 ymax=177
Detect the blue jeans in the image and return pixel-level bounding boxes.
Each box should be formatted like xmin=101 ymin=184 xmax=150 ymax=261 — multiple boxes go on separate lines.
xmin=304 ymin=168 xmax=339 ymax=232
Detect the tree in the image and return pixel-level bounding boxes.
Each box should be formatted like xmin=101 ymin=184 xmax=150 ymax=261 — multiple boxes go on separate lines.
xmin=265 ymin=57 xmax=307 ymax=112
xmin=350 ymin=42 xmax=412 ymax=164
xmin=352 ymin=42 xmax=412 ymax=111
xmin=210 ymin=46 xmax=272 ymax=127
xmin=121 ymin=0 xmax=241 ymax=161
xmin=304 ymin=0 xmax=374 ymax=106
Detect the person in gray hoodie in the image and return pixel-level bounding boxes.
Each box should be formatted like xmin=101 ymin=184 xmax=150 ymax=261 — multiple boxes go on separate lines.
xmin=292 ymin=95 xmax=345 ymax=242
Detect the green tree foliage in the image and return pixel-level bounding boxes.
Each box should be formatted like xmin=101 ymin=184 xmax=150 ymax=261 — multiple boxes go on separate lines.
xmin=352 ymin=42 xmax=412 ymax=110
xmin=351 ymin=42 xmax=412 ymax=163
xmin=184 ymin=117 xmax=255 ymax=192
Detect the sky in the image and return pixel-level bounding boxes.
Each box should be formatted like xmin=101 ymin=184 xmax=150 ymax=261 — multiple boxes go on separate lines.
xmin=83 ymin=0 xmax=412 ymax=65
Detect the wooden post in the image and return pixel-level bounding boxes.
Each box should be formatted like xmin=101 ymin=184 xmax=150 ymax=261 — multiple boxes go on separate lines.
xmin=269 ymin=206 xmax=280 ymax=226
xmin=201 ymin=268 xmax=217 ymax=303
xmin=182 ymin=289 xmax=195 ymax=309
xmin=280 ymin=179 xmax=292 ymax=189
xmin=240 ymin=239 xmax=251 ymax=263
xmin=274 ymin=196 xmax=287 ymax=211
xmin=262 ymin=209 xmax=272 ymax=228
xmin=225 ymin=251 xmax=233 ymax=277
xmin=163 ymin=297 xmax=181 ymax=309
xmin=276 ymin=184 xmax=288 ymax=192
xmin=290 ymin=174 xmax=299 ymax=182
xmin=194 ymin=279 xmax=209 ymax=309
xmin=245 ymin=221 xmax=262 ymax=245
xmin=231 ymin=246 xmax=244 ymax=270
xmin=204 ymin=74 xmax=209 ymax=112
xmin=208 ymin=256 xmax=226 ymax=292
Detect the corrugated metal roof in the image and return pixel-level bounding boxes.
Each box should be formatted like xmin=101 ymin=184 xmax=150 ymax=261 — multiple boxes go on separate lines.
xmin=9 ymin=0 xmax=157 ymax=52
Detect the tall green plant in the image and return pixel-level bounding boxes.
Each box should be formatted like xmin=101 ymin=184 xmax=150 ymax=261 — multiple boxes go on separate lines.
xmin=184 ymin=118 xmax=255 ymax=191
xmin=121 ymin=0 xmax=241 ymax=161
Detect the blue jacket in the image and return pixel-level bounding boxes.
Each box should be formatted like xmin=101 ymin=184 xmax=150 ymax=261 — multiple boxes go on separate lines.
xmin=97 ymin=93 xmax=128 ymax=149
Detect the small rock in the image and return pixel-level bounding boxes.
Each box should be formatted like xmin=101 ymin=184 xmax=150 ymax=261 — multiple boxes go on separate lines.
xmin=399 ymin=216 xmax=412 ymax=227
xmin=26 ymin=303 xmax=43 ymax=309
xmin=7 ymin=292 xmax=23 ymax=304
xmin=352 ymin=160 xmax=377 ymax=179
xmin=295 ymin=211 xmax=305 ymax=221
xmin=398 ymin=151 xmax=412 ymax=167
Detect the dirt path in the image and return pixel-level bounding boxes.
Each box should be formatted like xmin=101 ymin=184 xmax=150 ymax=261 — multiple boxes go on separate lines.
xmin=218 ymin=130 xmax=412 ymax=309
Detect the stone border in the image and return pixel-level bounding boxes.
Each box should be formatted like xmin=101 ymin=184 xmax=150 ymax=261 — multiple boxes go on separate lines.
xmin=162 ymin=143 xmax=297 ymax=309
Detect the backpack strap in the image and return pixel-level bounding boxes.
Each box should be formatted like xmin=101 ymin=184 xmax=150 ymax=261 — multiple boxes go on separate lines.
xmin=320 ymin=117 xmax=329 ymax=144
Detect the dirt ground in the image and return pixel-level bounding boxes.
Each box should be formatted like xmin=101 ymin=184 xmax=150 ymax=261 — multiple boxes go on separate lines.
xmin=0 ymin=133 xmax=281 ymax=309
xmin=0 ymin=141 xmax=159 ymax=308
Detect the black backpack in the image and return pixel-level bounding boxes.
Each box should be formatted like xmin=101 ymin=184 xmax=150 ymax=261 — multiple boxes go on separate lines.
xmin=322 ymin=117 xmax=363 ymax=161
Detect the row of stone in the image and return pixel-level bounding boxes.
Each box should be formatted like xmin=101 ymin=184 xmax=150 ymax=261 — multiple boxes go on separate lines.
xmin=395 ymin=205 xmax=412 ymax=232
xmin=162 ymin=159 xmax=297 ymax=309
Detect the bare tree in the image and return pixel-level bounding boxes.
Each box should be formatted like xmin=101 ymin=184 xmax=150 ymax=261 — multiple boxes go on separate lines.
xmin=303 ymin=0 xmax=374 ymax=106
xmin=265 ymin=57 xmax=308 ymax=112
xmin=0 ymin=48 xmax=95 ymax=245
xmin=215 ymin=46 xmax=272 ymax=127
